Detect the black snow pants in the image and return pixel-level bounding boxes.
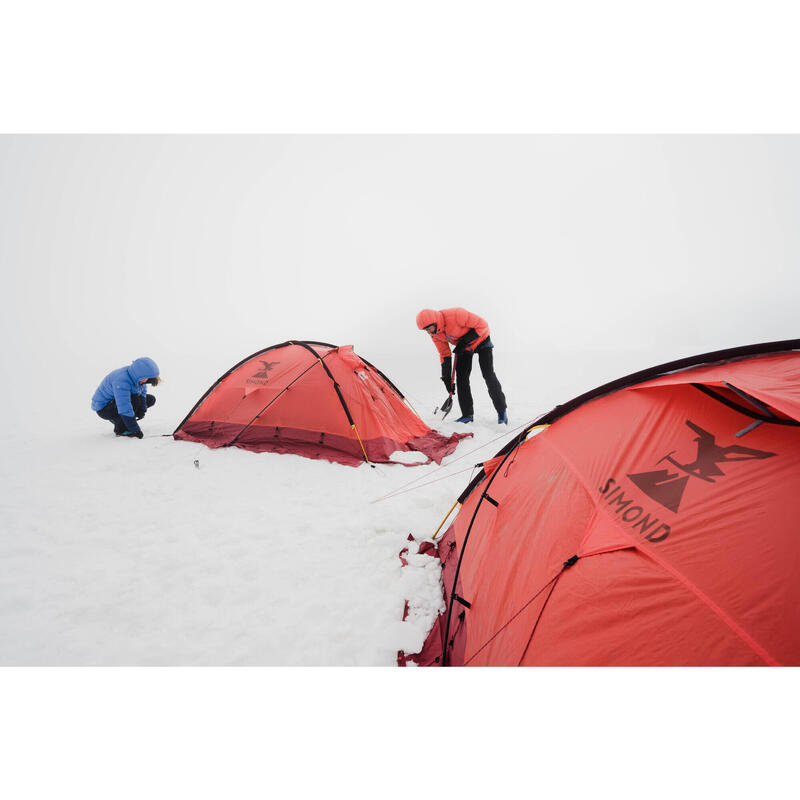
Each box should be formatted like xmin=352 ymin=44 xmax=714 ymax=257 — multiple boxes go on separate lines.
xmin=97 ymin=394 xmax=156 ymax=434
xmin=454 ymin=338 xmax=506 ymax=418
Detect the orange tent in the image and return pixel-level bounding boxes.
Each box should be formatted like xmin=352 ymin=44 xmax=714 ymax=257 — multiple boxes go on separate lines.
xmin=403 ymin=340 xmax=800 ymax=666
xmin=174 ymin=341 xmax=469 ymax=467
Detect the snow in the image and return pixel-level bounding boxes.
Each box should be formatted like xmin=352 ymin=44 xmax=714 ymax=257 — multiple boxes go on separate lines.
xmin=388 ymin=449 xmax=429 ymax=465
xmin=0 ymin=372 xmax=539 ymax=665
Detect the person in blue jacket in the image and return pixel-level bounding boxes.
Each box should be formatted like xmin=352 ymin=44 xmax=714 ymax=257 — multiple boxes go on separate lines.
xmin=91 ymin=357 xmax=161 ymax=438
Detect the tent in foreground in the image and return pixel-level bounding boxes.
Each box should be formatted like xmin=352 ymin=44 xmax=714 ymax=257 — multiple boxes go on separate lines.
xmin=403 ymin=340 xmax=800 ymax=666
xmin=174 ymin=341 xmax=469 ymax=467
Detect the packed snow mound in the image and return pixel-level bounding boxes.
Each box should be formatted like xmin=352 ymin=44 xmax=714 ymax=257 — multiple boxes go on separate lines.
xmin=389 ymin=450 xmax=429 ymax=465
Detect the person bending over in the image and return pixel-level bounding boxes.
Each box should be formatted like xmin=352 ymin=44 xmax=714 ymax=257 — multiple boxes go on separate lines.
xmin=416 ymin=308 xmax=507 ymax=424
xmin=91 ymin=356 xmax=161 ymax=438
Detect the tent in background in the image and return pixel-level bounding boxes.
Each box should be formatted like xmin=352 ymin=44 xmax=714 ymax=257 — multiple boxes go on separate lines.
xmin=403 ymin=340 xmax=800 ymax=666
xmin=174 ymin=340 xmax=470 ymax=467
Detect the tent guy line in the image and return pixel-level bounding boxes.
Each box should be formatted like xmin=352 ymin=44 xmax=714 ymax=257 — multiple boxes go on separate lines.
xmin=369 ymin=418 xmax=536 ymax=504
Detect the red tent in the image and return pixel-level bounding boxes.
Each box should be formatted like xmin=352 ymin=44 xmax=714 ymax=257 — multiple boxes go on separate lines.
xmin=174 ymin=341 xmax=469 ymax=467
xmin=404 ymin=340 xmax=800 ymax=666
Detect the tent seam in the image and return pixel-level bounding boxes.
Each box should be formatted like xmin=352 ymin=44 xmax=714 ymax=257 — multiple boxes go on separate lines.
xmin=538 ymin=434 xmax=780 ymax=667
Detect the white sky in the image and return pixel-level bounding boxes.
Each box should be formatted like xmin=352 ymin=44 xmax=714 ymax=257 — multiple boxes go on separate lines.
xmin=2 ymin=135 xmax=799 ymax=428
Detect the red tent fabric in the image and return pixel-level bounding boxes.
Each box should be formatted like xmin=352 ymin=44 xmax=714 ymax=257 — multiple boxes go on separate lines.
xmin=174 ymin=341 xmax=469 ymax=466
xmin=404 ymin=341 xmax=800 ymax=666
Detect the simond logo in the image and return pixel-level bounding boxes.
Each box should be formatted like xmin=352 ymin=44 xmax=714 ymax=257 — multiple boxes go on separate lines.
xmin=626 ymin=420 xmax=776 ymax=513
xmin=246 ymin=360 xmax=280 ymax=385
xmin=598 ymin=478 xmax=673 ymax=542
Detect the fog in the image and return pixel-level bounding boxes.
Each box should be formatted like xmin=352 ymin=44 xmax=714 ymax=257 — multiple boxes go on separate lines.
xmin=2 ymin=135 xmax=798 ymax=431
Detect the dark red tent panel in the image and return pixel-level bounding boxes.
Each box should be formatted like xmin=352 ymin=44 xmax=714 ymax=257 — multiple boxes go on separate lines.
xmin=403 ymin=340 xmax=800 ymax=666
xmin=174 ymin=341 xmax=469 ymax=467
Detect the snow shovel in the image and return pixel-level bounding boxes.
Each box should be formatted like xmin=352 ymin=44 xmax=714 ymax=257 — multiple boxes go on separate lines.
xmin=439 ymin=392 xmax=454 ymax=420
xmin=435 ymin=354 xmax=457 ymax=420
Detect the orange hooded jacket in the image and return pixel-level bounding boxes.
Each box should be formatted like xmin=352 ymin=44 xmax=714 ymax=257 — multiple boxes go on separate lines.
xmin=416 ymin=308 xmax=491 ymax=364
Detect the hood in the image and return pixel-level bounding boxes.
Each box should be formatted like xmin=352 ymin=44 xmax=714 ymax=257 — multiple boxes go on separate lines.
xmin=416 ymin=309 xmax=442 ymax=332
xmin=129 ymin=357 xmax=160 ymax=382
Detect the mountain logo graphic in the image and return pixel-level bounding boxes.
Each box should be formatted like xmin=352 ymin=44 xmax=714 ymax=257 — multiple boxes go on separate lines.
xmin=251 ymin=360 xmax=279 ymax=380
xmin=627 ymin=420 xmax=776 ymax=513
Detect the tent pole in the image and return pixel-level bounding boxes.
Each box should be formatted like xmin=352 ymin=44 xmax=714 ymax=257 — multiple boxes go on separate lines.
xmin=351 ymin=422 xmax=373 ymax=467
xmin=432 ymin=499 xmax=460 ymax=540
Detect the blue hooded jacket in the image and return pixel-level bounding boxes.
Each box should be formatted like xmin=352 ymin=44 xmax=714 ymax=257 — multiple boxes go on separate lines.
xmin=91 ymin=357 xmax=160 ymax=417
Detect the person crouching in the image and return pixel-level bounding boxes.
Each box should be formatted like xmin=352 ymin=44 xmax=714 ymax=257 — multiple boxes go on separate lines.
xmin=91 ymin=357 xmax=161 ymax=439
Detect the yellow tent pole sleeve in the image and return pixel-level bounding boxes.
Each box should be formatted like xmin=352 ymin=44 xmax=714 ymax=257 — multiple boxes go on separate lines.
xmin=432 ymin=499 xmax=461 ymax=540
xmin=526 ymin=424 xmax=550 ymax=439
xmin=351 ymin=423 xmax=371 ymax=465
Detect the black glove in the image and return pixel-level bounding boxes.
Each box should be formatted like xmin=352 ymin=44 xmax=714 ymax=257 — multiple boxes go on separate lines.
xmin=441 ymin=357 xmax=454 ymax=394
xmin=455 ymin=329 xmax=479 ymax=354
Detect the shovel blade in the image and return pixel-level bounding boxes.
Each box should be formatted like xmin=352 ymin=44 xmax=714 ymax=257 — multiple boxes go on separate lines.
xmin=440 ymin=394 xmax=454 ymax=420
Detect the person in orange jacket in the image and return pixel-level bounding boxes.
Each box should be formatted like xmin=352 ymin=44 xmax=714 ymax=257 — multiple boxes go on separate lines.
xmin=416 ymin=307 xmax=507 ymax=424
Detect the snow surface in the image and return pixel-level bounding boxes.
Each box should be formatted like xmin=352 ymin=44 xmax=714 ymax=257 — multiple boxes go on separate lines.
xmin=0 ymin=368 xmax=544 ymax=665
